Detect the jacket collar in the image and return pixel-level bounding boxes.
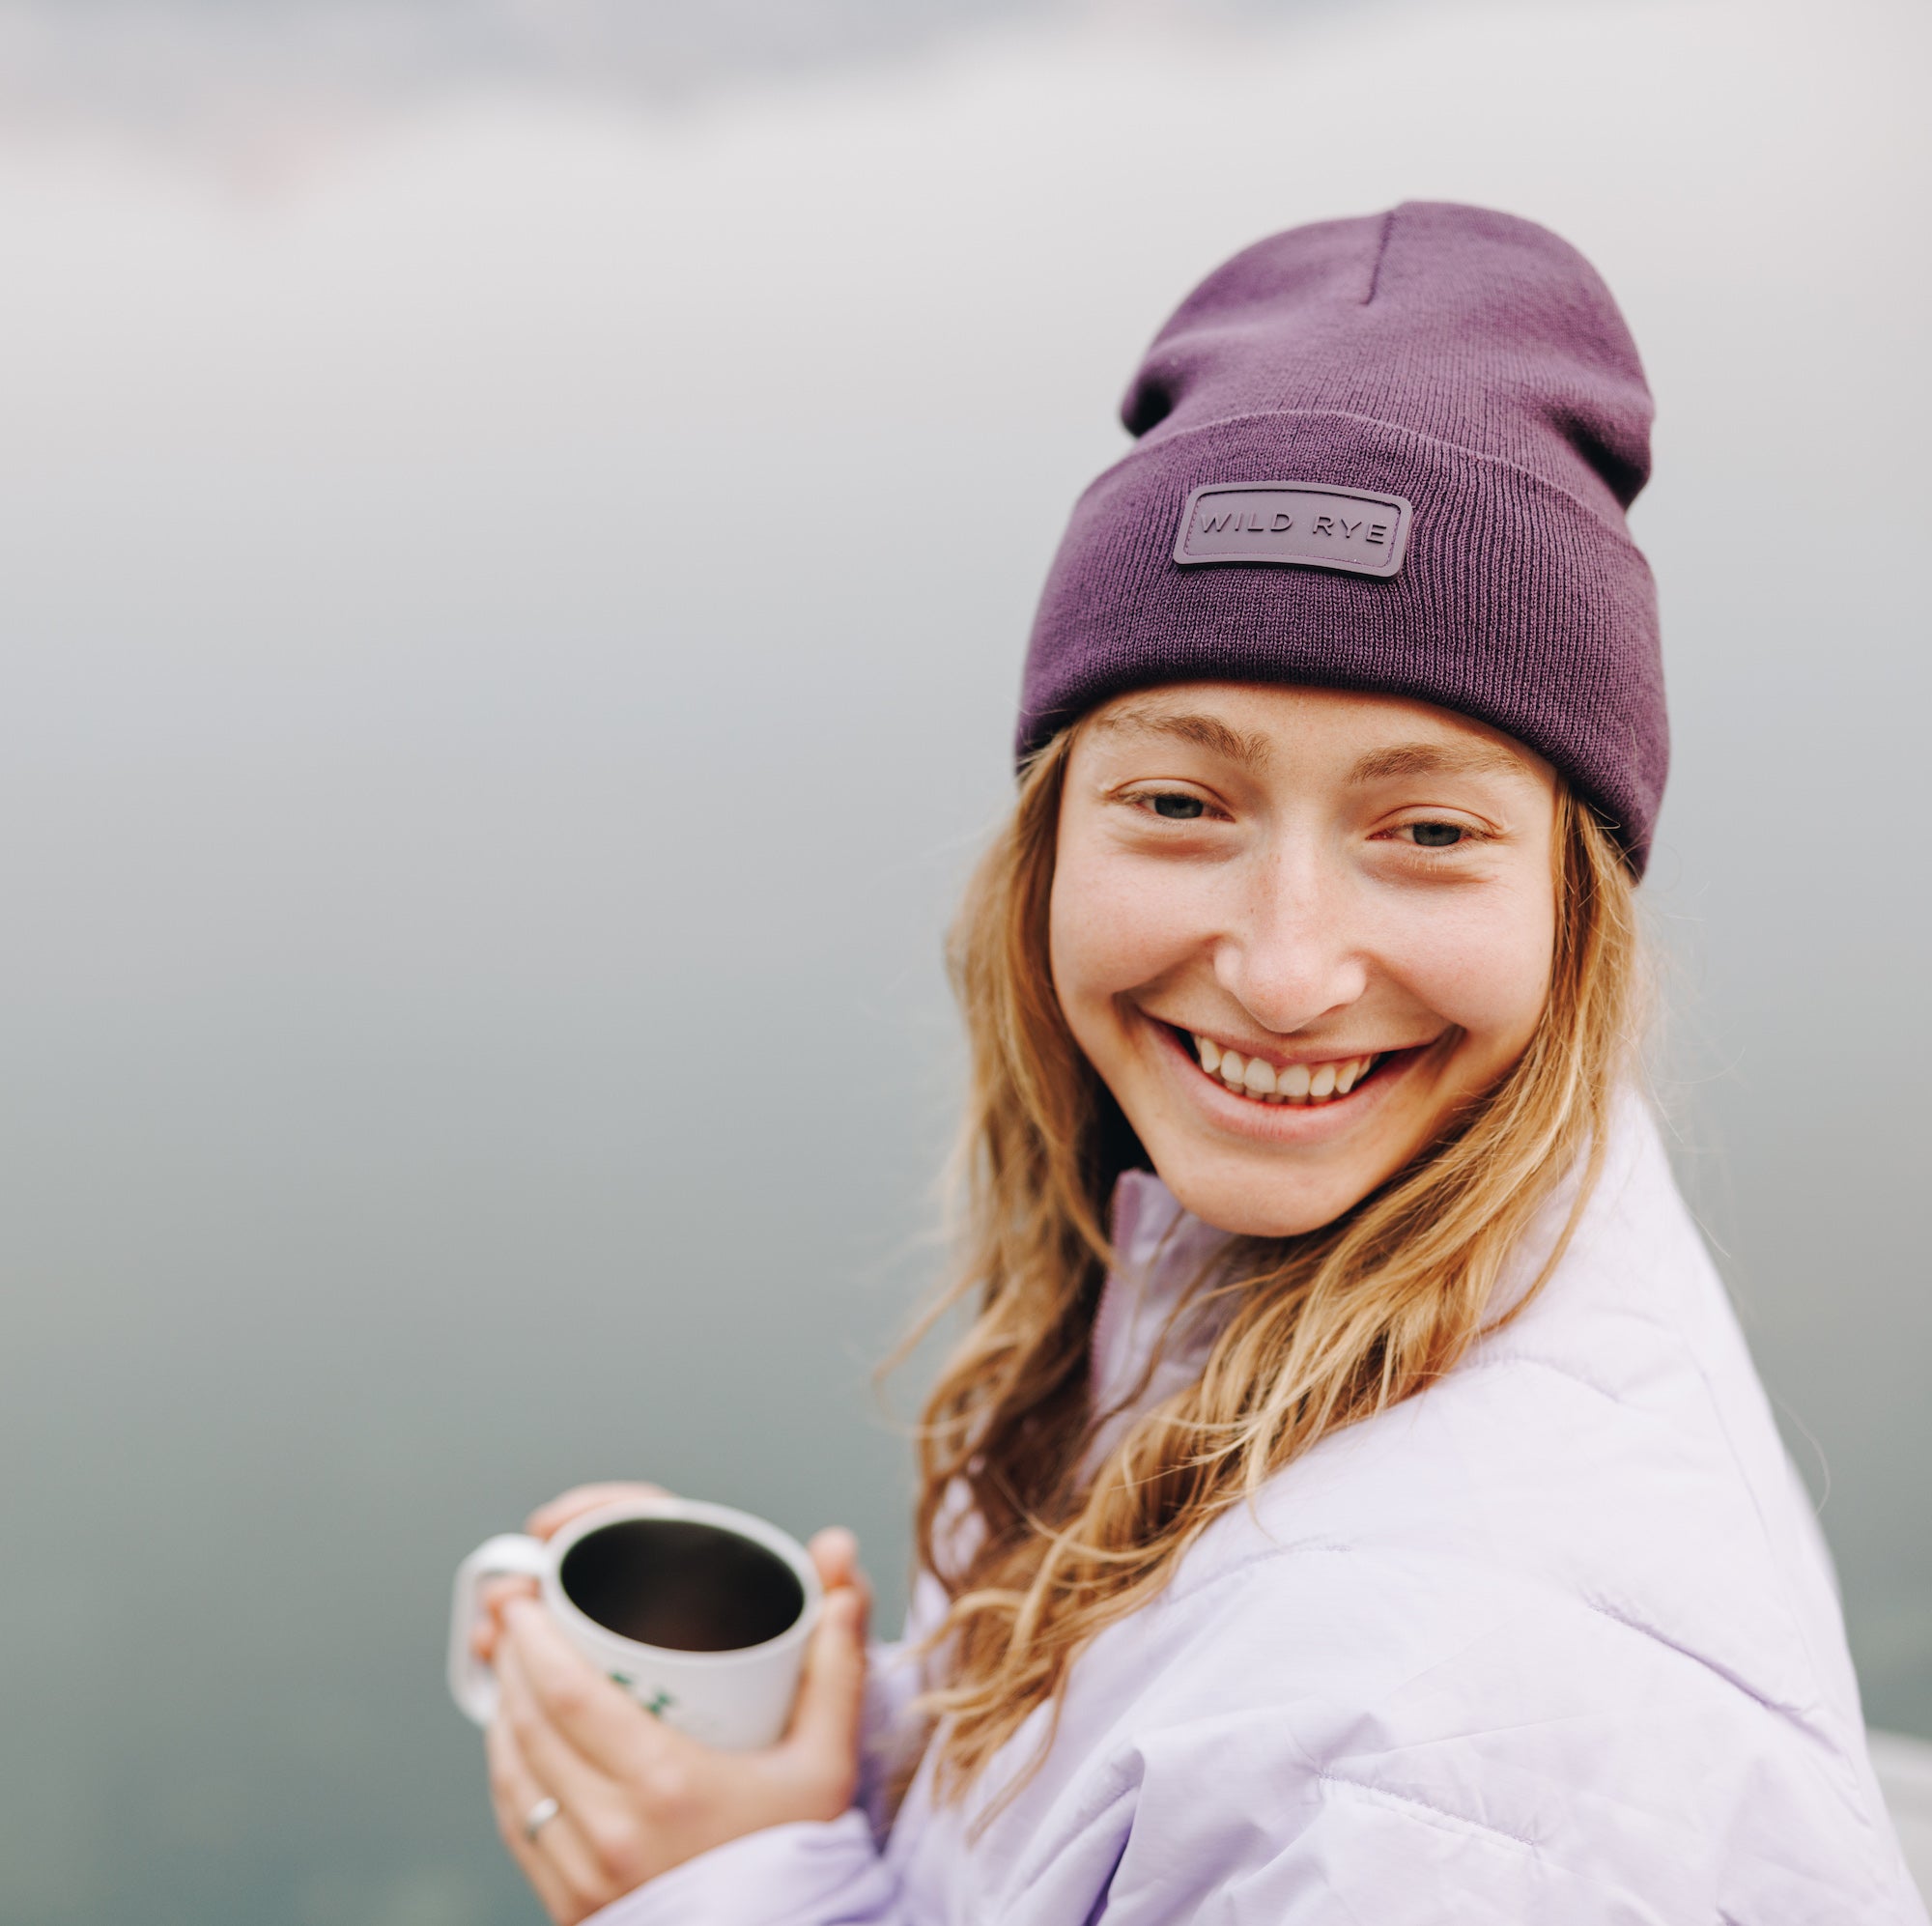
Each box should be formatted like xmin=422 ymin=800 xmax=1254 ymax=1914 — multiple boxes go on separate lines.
xmin=1085 ymin=1170 xmax=1233 ymax=1466
xmin=1086 ymin=1093 xmax=1634 ymax=1445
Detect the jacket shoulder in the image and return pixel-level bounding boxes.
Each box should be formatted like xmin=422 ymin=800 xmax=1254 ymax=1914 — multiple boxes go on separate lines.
xmin=1187 ymin=1101 xmax=1851 ymax=1735
xmin=1121 ymin=1102 xmax=1898 ymax=1905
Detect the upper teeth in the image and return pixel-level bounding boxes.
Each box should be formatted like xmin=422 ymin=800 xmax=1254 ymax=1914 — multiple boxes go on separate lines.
xmin=1191 ymin=1034 xmax=1378 ymax=1105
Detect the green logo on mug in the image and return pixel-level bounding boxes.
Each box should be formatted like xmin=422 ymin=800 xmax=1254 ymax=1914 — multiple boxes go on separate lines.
xmin=609 ymin=1672 xmax=676 ymax=1718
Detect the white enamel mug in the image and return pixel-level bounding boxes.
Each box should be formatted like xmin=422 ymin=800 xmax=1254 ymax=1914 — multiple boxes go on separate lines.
xmin=447 ymin=1496 xmax=822 ymax=1751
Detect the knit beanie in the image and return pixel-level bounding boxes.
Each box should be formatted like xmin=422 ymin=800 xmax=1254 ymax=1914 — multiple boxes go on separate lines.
xmin=1018 ymin=202 xmax=1666 ymax=870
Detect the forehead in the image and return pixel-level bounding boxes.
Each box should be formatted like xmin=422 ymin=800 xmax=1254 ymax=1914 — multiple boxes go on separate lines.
xmin=1080 ymin=682 xmax=1548 ymax=785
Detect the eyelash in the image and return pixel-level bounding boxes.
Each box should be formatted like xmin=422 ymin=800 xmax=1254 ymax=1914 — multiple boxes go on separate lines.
xmin=1122 ymin=791 xmax=1491 ymax=851
xmin=1383 ymin=820 xmax=1487 ymax=851
xmin=1122 ymin=788 xmax=1222 ymax=822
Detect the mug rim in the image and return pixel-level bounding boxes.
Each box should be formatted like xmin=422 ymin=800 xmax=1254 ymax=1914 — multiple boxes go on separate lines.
xmin=540 ymin=1496 xmax=823 ymax=1667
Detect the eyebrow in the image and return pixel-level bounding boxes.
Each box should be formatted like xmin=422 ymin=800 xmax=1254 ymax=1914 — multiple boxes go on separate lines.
xmin=1089 ymin=705 xmax=1273 ymax=770
xmin=1346 ymin=740 xmax=1529 ymax=784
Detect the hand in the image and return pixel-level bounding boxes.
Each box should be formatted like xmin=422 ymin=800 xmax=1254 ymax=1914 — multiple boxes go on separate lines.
xmin=475 ymin=1486 xmax=872 ymax=1925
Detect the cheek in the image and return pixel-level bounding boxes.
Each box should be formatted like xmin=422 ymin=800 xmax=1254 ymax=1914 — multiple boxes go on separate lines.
xmin=1394 ymin=887 xmax=1555 ymax=1051
xmin=1047 ymin=842 xmax=1197 ymax=1015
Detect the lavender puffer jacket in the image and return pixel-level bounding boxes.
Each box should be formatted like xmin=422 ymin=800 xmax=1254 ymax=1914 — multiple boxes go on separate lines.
xmin=598 ymin=1097 xmax=1925 ymax=1923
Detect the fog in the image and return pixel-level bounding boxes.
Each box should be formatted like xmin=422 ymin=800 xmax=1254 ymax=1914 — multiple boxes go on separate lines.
xmin=0 ymin=0 xmax=1926 ymax=1919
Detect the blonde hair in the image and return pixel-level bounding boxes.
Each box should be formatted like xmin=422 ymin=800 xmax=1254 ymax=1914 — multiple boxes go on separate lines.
xmin=903 ymin=722 xmax=1645 ymax=1805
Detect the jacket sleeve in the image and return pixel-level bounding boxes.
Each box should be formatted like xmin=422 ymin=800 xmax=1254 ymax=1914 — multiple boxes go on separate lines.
xmin=584 ymin=1808 xmax=902 ymax=1926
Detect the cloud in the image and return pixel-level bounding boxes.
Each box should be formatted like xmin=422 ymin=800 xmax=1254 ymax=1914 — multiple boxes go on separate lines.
xmin=0 ymin=0 xmax=1343 ymax=135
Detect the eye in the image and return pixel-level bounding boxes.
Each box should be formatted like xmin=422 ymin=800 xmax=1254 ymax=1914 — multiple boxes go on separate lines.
xmin=1150 ymin=793 xmax=1207 ymax=820
xmin=1405 ymin=821 xmax=1465 ymax=847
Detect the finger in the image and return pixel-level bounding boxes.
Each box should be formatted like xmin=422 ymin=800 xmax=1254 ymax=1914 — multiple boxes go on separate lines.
xmin=483 ymin=1575 xmax=542 ymax=1616
xmin=471 ymin=1575 xmax=542 ymax=1662
xmin=807 ymin=1527 xmax=861 ymax=1596
xmin=806 ymin=1531 xmax=872 ymax=1653
xmin=502 ymin=1597 xmax=688 ymax=1781
xmin=497 ymin=1624 xmax=635 ymax=1827
xmin=783 ymin=1584 xmax=869 ymax=1776
xmin=526 ymin=1483 xmax=669 ymax=1541
xmin=485 ymin=1709 xmax=611 ymax=1921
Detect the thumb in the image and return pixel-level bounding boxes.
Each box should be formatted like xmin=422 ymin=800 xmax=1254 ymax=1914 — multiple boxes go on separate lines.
xmin=784 ymin=1582 xmax=870 ymax=1769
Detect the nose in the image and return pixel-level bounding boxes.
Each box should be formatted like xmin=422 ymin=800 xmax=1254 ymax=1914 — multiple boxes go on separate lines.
xmin=1212 ymin=841 xmax=1368 ymax=1036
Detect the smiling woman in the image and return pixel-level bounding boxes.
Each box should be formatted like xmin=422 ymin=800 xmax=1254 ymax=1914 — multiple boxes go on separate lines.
xmin=469 ymin=204 xmax=1927 ymax=1924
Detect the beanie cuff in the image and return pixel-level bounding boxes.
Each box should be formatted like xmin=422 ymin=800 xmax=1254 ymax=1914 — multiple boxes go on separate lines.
xmin=1018 ymin=409 xmax=1664 ymax=870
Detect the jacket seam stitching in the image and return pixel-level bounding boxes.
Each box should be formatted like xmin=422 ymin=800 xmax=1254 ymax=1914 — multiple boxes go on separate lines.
xmin=1316 ymin=1772 xmax=1539 ymax=1855
xmin=1577 ymin=1596 xmax=1812 ymax=1717
xmin=1456 ymin=1352 xmax=1629 ymax=1407
xmin=1159 ymin=1538 xmax=1352 ymax=1612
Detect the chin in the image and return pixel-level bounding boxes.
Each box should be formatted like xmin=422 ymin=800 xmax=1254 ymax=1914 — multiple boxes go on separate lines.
xmin=1154 ymin=1153 xmax=1382 ymax=1240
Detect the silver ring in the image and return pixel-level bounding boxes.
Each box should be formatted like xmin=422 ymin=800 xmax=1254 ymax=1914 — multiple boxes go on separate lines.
xmin=523 ymin=1796 xmax=562 ymax=1845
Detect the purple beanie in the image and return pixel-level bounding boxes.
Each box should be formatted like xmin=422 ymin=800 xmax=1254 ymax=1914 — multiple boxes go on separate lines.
xmin=1018 ymin=202 xmax=1666 ymax=870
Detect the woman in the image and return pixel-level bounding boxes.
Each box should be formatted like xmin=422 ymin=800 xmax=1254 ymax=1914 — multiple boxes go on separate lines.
xmin=473 ymin=204 xmax=1926 ymax=1921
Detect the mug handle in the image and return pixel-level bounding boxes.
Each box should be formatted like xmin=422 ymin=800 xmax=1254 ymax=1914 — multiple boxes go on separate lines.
xmin=447 ymin=1533 xmax=547 ymax=1725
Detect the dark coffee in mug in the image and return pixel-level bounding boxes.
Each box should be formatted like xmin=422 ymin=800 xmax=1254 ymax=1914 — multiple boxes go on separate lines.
xmin=558 ymin=1516 xmax=808 ymax=1654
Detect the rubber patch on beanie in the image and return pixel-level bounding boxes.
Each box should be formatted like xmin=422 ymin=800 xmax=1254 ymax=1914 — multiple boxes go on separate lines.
xmin=1174 ymin=483 xmax=1412 ymax=577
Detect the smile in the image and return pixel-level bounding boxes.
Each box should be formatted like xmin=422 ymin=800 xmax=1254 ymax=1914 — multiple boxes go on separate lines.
xmin=1182 ymin=1030 xmax=1385 ymax=1106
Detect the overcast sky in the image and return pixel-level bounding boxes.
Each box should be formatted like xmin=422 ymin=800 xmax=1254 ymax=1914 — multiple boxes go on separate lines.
xmin=3 ymin=0 xmax=1356 ymax=127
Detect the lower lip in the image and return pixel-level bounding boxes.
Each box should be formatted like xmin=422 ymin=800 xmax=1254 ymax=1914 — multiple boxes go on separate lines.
xmin=1151 ymin=1021 xmax=1429 ymax=1141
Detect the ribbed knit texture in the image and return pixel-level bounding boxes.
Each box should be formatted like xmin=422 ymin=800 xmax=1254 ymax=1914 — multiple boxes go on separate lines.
xmin=1018 ymin=202 xmax=1666 ymax=869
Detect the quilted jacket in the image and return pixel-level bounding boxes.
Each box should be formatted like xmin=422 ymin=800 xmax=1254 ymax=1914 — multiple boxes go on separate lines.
xmin=600 ymin=1095 xmax=1925 ymax=1924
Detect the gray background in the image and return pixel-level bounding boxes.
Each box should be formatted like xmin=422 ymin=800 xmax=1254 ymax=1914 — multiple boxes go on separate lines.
xmin=0 ymin=1 xmax=1926 ymax=1920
